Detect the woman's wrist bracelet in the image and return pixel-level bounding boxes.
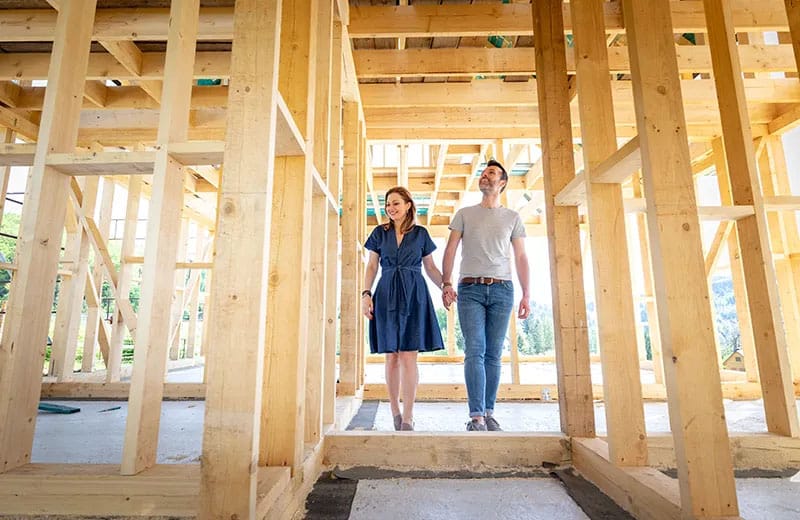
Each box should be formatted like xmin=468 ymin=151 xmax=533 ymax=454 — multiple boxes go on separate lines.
xmin=361 ymin=289 xmax=372 ymax=298
xmin=441 ymin=281 xmax=452 ymax=289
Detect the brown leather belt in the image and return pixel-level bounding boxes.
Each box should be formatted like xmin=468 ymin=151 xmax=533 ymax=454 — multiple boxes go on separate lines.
xmin=459 ymin=277 xmax=510 ymax=285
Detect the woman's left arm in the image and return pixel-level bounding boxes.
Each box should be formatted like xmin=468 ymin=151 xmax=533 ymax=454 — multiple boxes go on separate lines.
xmin=422 ymin=254 xmax=443 ymax=288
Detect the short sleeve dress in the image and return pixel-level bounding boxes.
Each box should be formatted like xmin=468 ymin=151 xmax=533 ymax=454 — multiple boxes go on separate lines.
xmin=364 ymin=225 xmax=445 ymax=354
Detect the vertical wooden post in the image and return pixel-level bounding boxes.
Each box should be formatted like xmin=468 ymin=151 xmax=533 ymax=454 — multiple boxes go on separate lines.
xmin=703 ymin=0 xmax=799 ymax=437
xmin=623 ymin=0 xmax=739 ymax=515
xmin=571 ymin=0 xmax=647 ymax=466
xmin=121 ymin=0 xmax=200 ymax=475
xmin=169 ymin=218 xmax=191 ymax=360
xmin=339 ymin=101 xmax=360 ymax=396
xmin=0 ymin=0 xmax=97 ymax=473
xmin=324 ymin=19 xmax=344 ymax=425
xmin=712 ymin=138 xmax=759 ymax=381
xmin=358 ymin=128 xmax=367 ymax=389
xmin=83 ymin=179 xmax=114 ymax=371
xmin=631 ymin=172 xmax=664 ymax=385
xmin=783 ymin=1 xmax=800 ymax=72
xmin=767 ymin=136 xmax=800 ymax=382
xmin=261 ymin=0 xmax=318 ymax=470
xmin=51 ymin=178 xmax=99 ymax=380
xmin=185 ymin=226 xmax=205 ymax=360
xmin=305 ymin=0 xmax=334 ymax=445
xmin=758 ymin=140 xmax=800 ymax=381
xmin=108 ymin=177 xmax=141 ymax=383
xmin=532 ymin=0 xmax=595 ymax=438
xmin=198 ymin=0 xmax=282 ymax=515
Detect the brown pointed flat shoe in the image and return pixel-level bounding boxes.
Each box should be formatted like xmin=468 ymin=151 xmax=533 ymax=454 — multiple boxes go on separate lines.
xmin=393 ymin=414 xmax=403 ymax=431
xmin=400 ymin=422 xmax=414 ymax=431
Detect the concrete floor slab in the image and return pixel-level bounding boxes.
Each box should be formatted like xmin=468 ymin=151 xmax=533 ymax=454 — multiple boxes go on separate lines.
xmin=372 ymin=400 xmax=799 ymax=434
xmin=33 ymin=400 xmax=202 ymax=464
xmin=347 ymin=478 xmax=589 ymax=520
xmin=736 ymin=477 xmax=800 ymax=520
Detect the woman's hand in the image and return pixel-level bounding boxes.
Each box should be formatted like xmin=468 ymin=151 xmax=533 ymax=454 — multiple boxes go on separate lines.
xmin=362 ymin=295 xmax=374 ymax=319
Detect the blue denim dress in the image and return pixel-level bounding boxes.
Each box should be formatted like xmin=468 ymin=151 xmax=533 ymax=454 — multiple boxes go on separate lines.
xmin=365 ymin=225 xmax=445 ymax=354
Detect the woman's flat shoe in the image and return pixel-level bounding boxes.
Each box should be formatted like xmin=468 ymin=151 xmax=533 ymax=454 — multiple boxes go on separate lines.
xmin=393 ymin=414 xmax=403 ymax=431
xmin=400 ymin=422 xmax=414 ymax=431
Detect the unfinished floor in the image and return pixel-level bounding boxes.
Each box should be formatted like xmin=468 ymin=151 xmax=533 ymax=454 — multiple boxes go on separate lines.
xmin=32 ymin=392 xmax=800 ymax=520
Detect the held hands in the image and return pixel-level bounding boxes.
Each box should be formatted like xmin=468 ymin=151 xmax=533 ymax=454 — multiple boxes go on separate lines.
xmin=362 ymin=295 xmax=374 ymax=320
xmin=518 ymin=297 xmax=530 ymax=320
xmin=442 ymin=285 xmax=458 ymax=310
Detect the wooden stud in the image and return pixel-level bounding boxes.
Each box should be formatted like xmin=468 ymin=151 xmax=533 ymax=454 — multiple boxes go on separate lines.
xmin=82 ymin=178 xmax=114 ymax=372
xmin=532 ymin=0 xmax=595 ymax=438
xmin=0 ymin=0 xmax=98 ymax=474
xmin=703 ymin=0 xmax=799 ymax=437
xmin=758 ymin=140 xmax=800 ymax=382
xmin=121 ymin=0 xmax=200 ymax=476
xmin=323 ymin=20 xmax=344 ymax=425
xmin=631 ymin=171 xmax=664 ymax=385
xmin=168 ymin=218 xmax=190 ymax=360
xmin=198 ymin=0 xmax=282 ymax=515
xmin=572 ymin=0 xmax=647 ymax=466
xmin=623 ymin=0 xmax=739 ymax=515
xmin=108 ymin=176 xmax=142 ymax=383
xmin=767 ymin=136 xmax=800 ymax=381
xmin=260 ymin=0 xmax=318 ymax=471
xmin=185 ymin=227 xmax=205 ymax=360
xmin=339 ymin=102 xmax=360 ymax=395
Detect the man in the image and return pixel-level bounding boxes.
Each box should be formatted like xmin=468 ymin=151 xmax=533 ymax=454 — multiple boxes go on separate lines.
xmin=442 ymin=159 xmax=530 ymax=431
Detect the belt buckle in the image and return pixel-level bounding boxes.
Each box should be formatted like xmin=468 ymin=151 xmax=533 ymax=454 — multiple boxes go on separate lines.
xmin=483 ymin=277 xmax=493 ymax=285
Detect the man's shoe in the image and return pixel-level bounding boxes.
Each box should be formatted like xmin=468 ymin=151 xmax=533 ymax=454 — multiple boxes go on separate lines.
xmin=485 ymin=416 xmax=502 ymax=431
xmin=466 ymin=419 xmax=487 ymax=431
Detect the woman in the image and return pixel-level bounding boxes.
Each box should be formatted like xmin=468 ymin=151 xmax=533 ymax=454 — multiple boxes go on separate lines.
xmin=361 ymin=186 xmax=445 ymax=431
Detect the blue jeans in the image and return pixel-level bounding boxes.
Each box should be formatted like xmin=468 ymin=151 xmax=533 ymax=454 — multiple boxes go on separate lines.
xmin=457 ymin=281 xmax=514 ymax=417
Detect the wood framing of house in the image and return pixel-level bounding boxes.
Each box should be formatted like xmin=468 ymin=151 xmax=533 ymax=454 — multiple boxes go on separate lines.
xmin=2 ymin=0 xmax=800 ymax=518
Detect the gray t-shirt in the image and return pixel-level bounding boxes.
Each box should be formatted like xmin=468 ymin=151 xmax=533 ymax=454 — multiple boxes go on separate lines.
xmin=449 ymin=204 xmax=526 ymax=280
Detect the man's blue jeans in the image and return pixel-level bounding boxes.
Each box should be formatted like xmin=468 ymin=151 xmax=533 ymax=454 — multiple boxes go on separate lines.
xmin=457 ymin=281 xmax=514 ymax=417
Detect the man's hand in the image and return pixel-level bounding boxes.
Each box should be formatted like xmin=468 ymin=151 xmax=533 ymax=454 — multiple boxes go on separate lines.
xmin=517 ymin=297 xmax=530 ymax=320
xmin=362 ymin=295 xmax=374 ymax=319
xmin=442 ymin=286 xmax=458 ymax=309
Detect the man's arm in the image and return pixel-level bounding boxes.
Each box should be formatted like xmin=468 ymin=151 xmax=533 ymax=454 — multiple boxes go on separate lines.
xmin=441 ymin=230 xmax=462 ymax=309
xmin=511 ymin=236 xmax=530 ymax=319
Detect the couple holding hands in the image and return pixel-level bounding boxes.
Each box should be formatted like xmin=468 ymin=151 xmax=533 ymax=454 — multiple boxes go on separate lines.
xmin=361 ymin=160 xmax=530 ymax=432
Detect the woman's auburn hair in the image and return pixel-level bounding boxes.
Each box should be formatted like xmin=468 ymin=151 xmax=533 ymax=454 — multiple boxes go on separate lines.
xmin=382 ymin=186 xmax=416 ymax=234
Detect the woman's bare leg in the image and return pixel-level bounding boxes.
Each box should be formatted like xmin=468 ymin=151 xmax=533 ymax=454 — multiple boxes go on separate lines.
xmin=398 ymin=351 xmax=419 ymax=425
xmin=385 ymin=353 xmax=401 ymax=419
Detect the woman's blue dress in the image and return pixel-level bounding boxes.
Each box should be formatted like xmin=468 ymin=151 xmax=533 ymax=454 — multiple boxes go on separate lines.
xmin=365 ymin=225 xmax=445 ymax=354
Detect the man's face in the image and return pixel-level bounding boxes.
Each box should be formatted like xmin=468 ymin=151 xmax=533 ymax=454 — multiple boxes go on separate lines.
xmin=478 ymin=165 xmax=507 ymax=194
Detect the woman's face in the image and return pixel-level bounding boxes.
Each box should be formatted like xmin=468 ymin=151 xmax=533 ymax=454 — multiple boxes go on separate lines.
xmin=385 ymin=192 xmax=411 ymax=223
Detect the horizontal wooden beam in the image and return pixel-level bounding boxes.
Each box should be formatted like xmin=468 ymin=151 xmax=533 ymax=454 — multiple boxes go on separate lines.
xmin=367 ymin=124 xmax=768 ymax=142
xmin=40 ymin=382 xmax=205 ymax=399
xmin=324 ymin=432 xmax=570 ymax=471
xmin=572 ymin=438 xmax=681 ymax=520
xmin=354 ymin=45 xmax=796 ymax=78
xmin=348 ymin=1 xmax=788 ymax=38
xmin=363 ymin=104 xmax=778 ymax=129
xmin=0 ymin=2 xmax=788 ymax=43
xmin=646 ymin=433 xmax=800 ymax=470
xmin=359 ymin=78 xmax=800 ymax=107
xmin=0 ymin=464 xmax=200 ymax=516
xmin=592 ymin=135 xmax=641 ymax=183
xmin=0 ymin=463 xmax=293 ymax=518
xmin=0 ymin=53 xmax=230 ymax=82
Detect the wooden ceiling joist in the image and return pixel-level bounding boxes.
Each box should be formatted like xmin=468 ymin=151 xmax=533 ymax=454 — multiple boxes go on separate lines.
xmin=353 ymin=44 xmax=796 ymax=79
xmin=347 ymin=1 xmax=789 ymax=38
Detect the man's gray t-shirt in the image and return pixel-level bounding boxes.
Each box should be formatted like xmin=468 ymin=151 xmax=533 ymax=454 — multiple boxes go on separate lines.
xmin=449 ymin=205 xmax=526 ymax=280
